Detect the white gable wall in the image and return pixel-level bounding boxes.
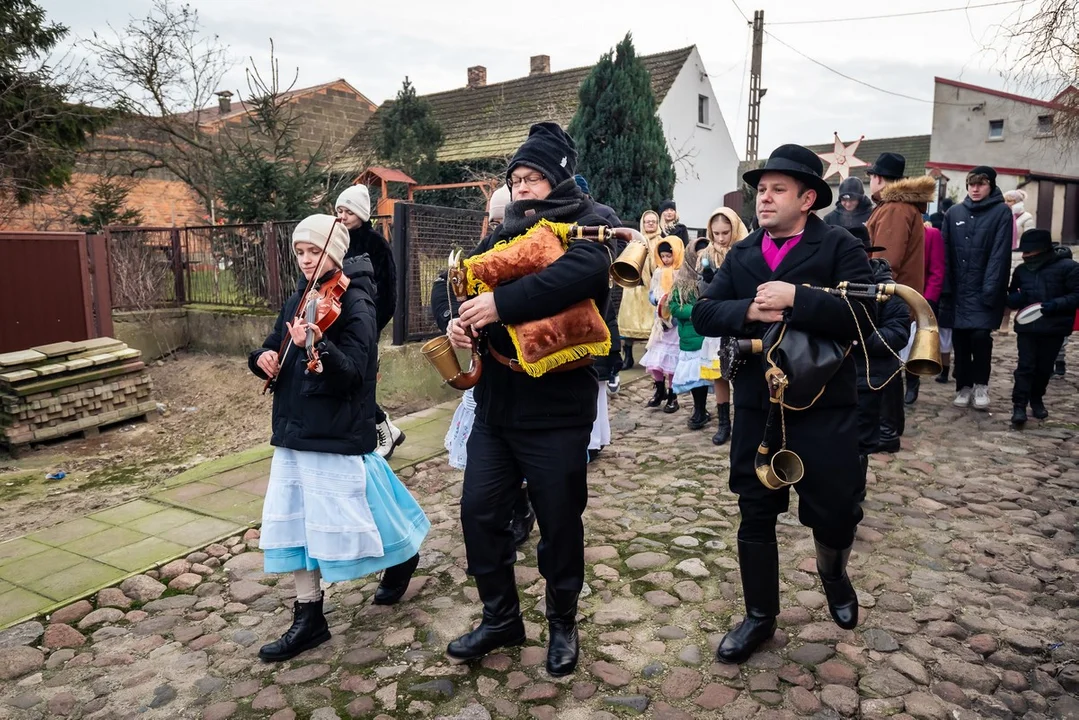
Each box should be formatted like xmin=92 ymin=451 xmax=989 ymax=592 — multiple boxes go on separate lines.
xmin=656 ymin=47 xmax=740 ymax=230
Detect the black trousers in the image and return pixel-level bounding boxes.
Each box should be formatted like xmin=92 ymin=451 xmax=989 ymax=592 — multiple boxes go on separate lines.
xmin=461 ymin=420 xmax=590 ymax=592
xmin=856 ymin=387 xmax=882 ymax=454
xmin=730 ymin=406 xmax=862 ymax=551
xmin=1013 ymin=334 xmax=1067 ymax=405
xmin=952 ymin=328 xmax=993 ymax=389
xmin=879 ymin=375 xmax=905 ymax=437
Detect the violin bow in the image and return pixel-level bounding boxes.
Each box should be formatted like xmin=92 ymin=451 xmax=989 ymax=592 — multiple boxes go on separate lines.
xmin=262 ymin=218 xmax=341 ymax=393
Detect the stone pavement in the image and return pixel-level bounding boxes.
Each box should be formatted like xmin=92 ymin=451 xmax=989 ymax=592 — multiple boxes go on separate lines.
xmin=0 ymin=399 xmax=463 ymax=629
xmin=0 ymin=339 xmax=1077 ymax=720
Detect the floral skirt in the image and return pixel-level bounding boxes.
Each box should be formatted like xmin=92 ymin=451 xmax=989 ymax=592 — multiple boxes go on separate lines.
xmin=641 ymin=324 xmax=680 ymax=376
xmin=672 ymin=348 xmax=712 ymax=394
xmin=444 ymin=388 xmax=476 ymax=470
xmin=260 ymin=448 xmax=430 ymax=582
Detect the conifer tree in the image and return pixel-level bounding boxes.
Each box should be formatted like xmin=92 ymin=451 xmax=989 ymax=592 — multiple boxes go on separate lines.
xmin=376 ymin=77 xmax=443 ymax=185
xmin=568 ymin=33 xmax=675 ymax=222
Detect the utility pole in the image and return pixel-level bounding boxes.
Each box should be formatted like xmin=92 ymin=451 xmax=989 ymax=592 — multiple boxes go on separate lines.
xmin=745 ymin=9 xmax=764 ymax=162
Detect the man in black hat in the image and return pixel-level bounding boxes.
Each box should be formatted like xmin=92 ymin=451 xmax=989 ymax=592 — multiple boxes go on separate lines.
xmin=692 ymin=144 xmax=874 ymax=664
xmin=444 ymin=122 xmax=611 ymax=677
xmin=939 ymin=165 xmax=1014 ymax=412
xmin=864 ymin=152 xmax=934 ymax=448
xmin=1004 ymin=228 xmax=1079 ymax=426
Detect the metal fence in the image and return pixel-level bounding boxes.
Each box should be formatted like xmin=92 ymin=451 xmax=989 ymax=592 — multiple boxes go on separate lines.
xmin=391 ymin=202 xmax=488 ymax=344
xmin=107 ymin=215 xmax=393 ymax=311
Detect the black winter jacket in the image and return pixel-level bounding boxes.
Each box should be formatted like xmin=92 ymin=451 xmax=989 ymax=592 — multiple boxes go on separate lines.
xmin=1006 ymin=246 xmax=1079 ymax=336
xmin=249 ymin=256 xmax=379 ymax=455
xmin=691 ymin=215 xmax=875 ymax=411
xmin=855 ymin=258 xmax=911 ymax=388
xmin=470 ymin=202 xmax=611 ymax=430
xmin=345 ymin=222 xmax=396 ymax=333
xmin=939 ymin=189 xmax=1014 ymax=330
xmin=823 ymin=196 xmax=873 ymax=229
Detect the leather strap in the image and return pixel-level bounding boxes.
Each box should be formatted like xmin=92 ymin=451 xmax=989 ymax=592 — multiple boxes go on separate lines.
xmin=488 ymin=345 xmax=593 ymax=373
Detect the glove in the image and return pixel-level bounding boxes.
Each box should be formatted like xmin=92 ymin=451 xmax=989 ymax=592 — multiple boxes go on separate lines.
xmin=1040 ymin=300 xmax=1057 ymax=314
xmin=701 ymin=266 xmax=715 ymax=285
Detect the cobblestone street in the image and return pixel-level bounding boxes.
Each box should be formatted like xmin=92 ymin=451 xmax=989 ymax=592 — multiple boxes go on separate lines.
xmin=0 ymin=336 xmax=1076 ymax=720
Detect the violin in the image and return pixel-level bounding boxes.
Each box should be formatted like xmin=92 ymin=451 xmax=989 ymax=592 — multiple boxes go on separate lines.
xmin=262 ymin=219 xmax=350 ymax=394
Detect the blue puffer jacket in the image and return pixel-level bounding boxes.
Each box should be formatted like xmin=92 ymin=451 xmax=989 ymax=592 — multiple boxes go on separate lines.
xmin=939 ymin=188 xmax=1014 ymax=329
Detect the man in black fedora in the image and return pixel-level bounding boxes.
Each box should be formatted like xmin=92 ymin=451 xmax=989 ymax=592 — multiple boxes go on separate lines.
xmin=693 ymin=144 xmax=875 ymax=664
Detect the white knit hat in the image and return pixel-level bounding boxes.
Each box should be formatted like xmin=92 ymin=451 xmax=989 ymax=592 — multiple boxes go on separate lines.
xmin=335 ymin=184 xmax=371 ymax=222
xmin=488 ymin=184 xmax=511 ymax=222
xmin=292 ymin=214 xmax=350 ymax=269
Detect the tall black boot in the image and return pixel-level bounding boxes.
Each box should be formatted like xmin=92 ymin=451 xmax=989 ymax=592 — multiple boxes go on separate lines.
xmin=446 ymin=570 xmax=526 ymax=662
xmin=935 ymin=364 xmax=950 ymax=384
xmin=716 ymin=540 xmax=779 ymax=664
xmin=545 ymin=587 xmax=580 ymax=677
xmin=622 ymin=341 xmax=635 ymax=370
xmin=904 ymin=371 xmax=920 ymax=405
xmin=877 ymin=380 xmax=902 ymax=453
xmin=687 ymin=387 xmax=712 ymax=430
xmin=815 ymin=541 xmax=859 ymax=630
xmin=258 ymin=596 xmax=330 ymax=662
xmin=373 ymin=553 xmax=420 ymax=605
xmin=1030 ymin=397 xmax=1049 ymax=420
xmin=511 ymin=487 xmax=535 ymax=548
xmin=712 ymin=403 xmax=731 ymax=445
xmin=646 ymin=379 xmax=665 ymax=408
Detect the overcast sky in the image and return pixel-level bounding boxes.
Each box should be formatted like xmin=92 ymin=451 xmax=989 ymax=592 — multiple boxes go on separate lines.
xmin=43 ymin=0 xmax=1045 ymax=157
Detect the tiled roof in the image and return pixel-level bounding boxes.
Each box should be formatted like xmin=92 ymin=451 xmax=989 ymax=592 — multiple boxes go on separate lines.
xmin=333 ymin=46 xmax=695 ymax=172
xmin=804 ymin=134 xmax=932 ymax=185
xmin=179 ymin=79 xmax=376 ymax=127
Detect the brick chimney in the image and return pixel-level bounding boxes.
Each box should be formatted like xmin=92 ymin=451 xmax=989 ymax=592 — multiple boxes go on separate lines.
xmin=467 ymin=66 xmax=487 ymax=89
xmin=216 ymin=90 xmax=233 ymax=114
xmin=530 ymin=55 xmax=551 ymax=76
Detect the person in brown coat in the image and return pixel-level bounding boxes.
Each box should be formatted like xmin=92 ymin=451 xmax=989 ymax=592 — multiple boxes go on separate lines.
xmin=864 ymin=153 xmax=935 ymax=453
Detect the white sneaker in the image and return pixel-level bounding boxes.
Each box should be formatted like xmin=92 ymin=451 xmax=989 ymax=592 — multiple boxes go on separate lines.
xmin=953 ymin=387 xmax=973 ymax=407
xmin=607 ymin=375 xmax=621 ymax=394
xmin=973 ymin=384 xmax=990 ymax=411
xmin=375 ymin=418 xmax=405 ymax=458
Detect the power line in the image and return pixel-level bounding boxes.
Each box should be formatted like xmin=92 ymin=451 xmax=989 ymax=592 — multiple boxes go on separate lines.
xmin=729 ymin=0 xmax=746 ymax=24
xmin=763 ymin=30 xmax=972 ymax=106
xmin=769 ymin=0 xmax=1022 ymax=26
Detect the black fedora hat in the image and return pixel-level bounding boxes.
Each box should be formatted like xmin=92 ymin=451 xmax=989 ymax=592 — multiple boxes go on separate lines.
xmin=847 ymin=225 xmax=887 ymax=255
xmin=743 ymin=144 xmax=833 ymax=210
xmin=1018 ymin=228 xmax=1052 ymax=254
xmin=865 ymin=152 xmax=906 ymax=179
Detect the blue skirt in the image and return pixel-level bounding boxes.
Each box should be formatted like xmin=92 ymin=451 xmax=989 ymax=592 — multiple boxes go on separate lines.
xmin=260 ymin=448 xmax=429 ymax=583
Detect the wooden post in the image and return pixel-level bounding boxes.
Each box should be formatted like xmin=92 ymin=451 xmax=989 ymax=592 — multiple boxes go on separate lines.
xmin=170 ymin=227 xmax=186 ymax=305
xmin=391 ymin=202 xmax=409 ymax=346
xmin=264 ymin=221 xmax=282 ymax=307
xmin=86 ymin=234 xmax=115 ymax=338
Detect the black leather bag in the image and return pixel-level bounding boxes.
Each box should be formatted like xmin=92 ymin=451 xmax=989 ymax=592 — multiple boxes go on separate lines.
xmin=762 ymin=322 xmax=849 ymax=409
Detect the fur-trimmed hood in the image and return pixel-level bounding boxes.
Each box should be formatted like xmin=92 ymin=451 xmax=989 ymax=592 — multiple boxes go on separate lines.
xmin=877 ymin=175 xmax=936 ymax=207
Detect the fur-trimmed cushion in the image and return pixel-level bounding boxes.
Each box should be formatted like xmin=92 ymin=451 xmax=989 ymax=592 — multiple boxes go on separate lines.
xmin=463 ymin=220 xmax=611 ymax=377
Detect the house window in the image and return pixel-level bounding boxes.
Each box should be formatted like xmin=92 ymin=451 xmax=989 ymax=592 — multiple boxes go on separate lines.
xmin=988 ymin=119 xmax=1004 ymax=140
xmin=1036 ymin=114 xmax=1054 ymax=136
xmin=698 ymin=95 xmax=709 ymax=125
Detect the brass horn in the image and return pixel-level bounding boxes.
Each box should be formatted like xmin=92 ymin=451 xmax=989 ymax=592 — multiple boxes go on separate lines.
xmin=754 ymin=367 xmax=805 ymax=490
xmin=611 ymin=240 xmax=649 ymax=288
xmin=421 ymin=249 xmax=482 ymax=391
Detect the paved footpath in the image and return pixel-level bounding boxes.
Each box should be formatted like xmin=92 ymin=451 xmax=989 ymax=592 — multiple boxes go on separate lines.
xmin=0 ymin=339 xmax=1077 ymax=720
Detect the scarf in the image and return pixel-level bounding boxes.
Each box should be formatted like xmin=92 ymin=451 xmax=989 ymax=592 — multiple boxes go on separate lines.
xmin=1022 ymin=251 xmax=1054 ymax=273
xmin=499 ymin=179 xmax=592 ymax=238
xmin=762 ymin=230 xmax=805 ymax=271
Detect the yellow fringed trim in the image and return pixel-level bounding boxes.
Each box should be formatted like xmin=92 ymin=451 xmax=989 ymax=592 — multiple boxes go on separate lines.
xmin=463 ymin=219 xmax=576 ymax=296
xmin=506 ymin=299 xmax=612 ymax=378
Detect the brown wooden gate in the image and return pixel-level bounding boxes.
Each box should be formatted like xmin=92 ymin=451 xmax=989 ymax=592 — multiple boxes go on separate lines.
xmin=0 ymin=232 xmax=113 ymax=354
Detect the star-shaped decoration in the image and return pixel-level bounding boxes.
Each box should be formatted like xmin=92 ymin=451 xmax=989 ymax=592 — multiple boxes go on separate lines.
xmin=817 ymin=133 xmax=867 ymax=181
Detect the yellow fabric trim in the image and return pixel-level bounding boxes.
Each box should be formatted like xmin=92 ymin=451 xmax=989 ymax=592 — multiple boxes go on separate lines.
xmin=462 ymin=219 xmax=575 ymax=296
xmin=700 ymin=365 xmax=723 ymax=380
xmin=505 ymin=299 xmax=612 ymax=378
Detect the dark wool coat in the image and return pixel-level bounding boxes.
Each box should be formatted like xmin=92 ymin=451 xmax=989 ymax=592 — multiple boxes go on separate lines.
xmin=1007 ymin=247 xmax=1079 ymax=336
xmin=249 ymin=256 xmax=379 ymax=455
xmin=691 ymin=215 xmax=874 ymax=528
xmin=939 ymin=188 xmax=1015 ymax=330
xmin=855 ymin=258 xmax=912 ymax=388
xmin=345 ymin=222 xmax=396 ymax=333
xmin=471 ymin=202 xmax=612 ymax=430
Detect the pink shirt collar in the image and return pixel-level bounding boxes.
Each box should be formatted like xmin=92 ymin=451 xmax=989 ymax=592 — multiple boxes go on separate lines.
xmin=761 ymin=229 xmax=805 ymax=272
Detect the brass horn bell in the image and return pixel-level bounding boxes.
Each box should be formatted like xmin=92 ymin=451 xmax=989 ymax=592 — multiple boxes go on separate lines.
xmin=755 ymin=447 xmax=805 ymax=491
xmin=610 ymin=240 xmax=649 ymax=288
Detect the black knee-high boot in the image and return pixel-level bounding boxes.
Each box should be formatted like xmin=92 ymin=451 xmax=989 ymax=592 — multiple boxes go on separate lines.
xmin=446 ymin=569 xmax=526 ymax=662
xmin=712 ymin=403 xmax=731 ymax=445
xmin=622 ymin=340 xmax=635 ymax=370
xmin=258 ymin=595 xmax=330 ymax=662
xmin=687 ymin=386 xmax=712 ymax=429
xmin=545 ymin=587 xmax=580 ymax=677
xmin=904 ymin=371 xmax=920 ymax=405
xmin=373 ymin=553 xmax=420 ymax=605
xmin=815 ymin=541 xmax=859 ymax=629
xmin=716 ymin=540 xmax=779 ymax=664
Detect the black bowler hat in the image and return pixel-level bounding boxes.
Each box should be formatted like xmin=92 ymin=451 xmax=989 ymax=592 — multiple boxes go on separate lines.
xmin=742 ymin=144 xmax=833 ymax=210
xmin=865 ymin=152 xmax=906 ymax=179
xmin=848 ymin=225 xmax=886 ymax=255
xmin=1018 ymin=228 xmax=1052 ymax=254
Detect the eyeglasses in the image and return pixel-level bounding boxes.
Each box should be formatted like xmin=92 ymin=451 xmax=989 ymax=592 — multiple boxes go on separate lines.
xmin=508 ymin=172 xmax=546 ymax=189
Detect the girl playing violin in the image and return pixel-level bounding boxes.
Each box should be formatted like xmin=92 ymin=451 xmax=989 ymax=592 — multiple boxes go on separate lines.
xmin=249 ymin=214 xmax=429 ymax=662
